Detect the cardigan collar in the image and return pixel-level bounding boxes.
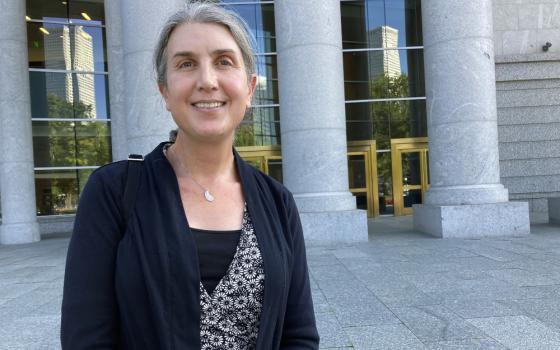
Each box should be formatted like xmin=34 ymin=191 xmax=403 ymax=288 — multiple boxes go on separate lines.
xmin=146 ymin=141 xmax=259 ymax=211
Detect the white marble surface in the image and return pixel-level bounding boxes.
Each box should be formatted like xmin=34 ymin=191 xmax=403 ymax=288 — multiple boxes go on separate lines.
xmin=120 ymin=0 xmax=183 ymax=155
xmin=413 ymin=202 xmax=530 ymax=238
xmin=0 ymin=0 xmax=40 ymax=244
xmin=300 ymin=210 xmax=368 ymax=244
xmin=493 ymin=1 xmax=560 ymax=55
xmin=275 ymin=0 xmax=365 ymax=240
xmin=105 ymin=0 xmax=127 ymax=161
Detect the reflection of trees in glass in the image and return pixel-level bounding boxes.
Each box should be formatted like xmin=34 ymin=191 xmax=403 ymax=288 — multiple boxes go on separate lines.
xmin=40 ymin=94 xmax=111 ymax=214
xmin=370 ymin=73 xmax=410 ymax=148
xmin=370 ymin=73 xmax=410 ymax=203
xmin=234 ymin=123 xmax=256 ymax=147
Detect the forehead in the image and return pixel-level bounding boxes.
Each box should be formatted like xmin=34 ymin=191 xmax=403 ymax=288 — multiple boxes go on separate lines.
xmin=167 ymin=22 xmax=241 ymax=55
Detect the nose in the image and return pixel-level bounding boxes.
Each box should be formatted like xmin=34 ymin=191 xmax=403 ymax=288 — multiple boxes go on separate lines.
xmin=197 ymin=62 xmax=218 ymax=92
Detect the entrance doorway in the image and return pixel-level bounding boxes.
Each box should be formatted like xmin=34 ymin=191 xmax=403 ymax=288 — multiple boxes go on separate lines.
xmin=237 ymin=138 xmax=428 ymax=218
xmin=236 ymin=140 xmax=378 ymax=217
xmin=391 ymin=138 xmax=429 ymax=216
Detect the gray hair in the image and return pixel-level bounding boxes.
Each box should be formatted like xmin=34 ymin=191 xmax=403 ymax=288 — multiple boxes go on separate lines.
xmin=154 ymin=1 xmax=256 ymax=86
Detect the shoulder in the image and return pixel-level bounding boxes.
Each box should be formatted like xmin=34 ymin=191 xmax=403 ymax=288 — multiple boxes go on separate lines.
xmin=88 ymin=160 xmax=128 ymax=189
xmin=238 ymin=156 xmax=295 ymax=208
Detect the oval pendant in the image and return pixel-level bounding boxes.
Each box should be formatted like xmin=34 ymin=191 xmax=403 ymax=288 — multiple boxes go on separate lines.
xmin=204 ymin=190 xmax=215 ymax=202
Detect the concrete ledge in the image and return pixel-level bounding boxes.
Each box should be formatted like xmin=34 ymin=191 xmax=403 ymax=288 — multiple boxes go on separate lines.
xmin=413 ymin=202 xmax=530 ymax=238
xmin=549 ymin=198 xmax=560 ymax=225
xmin=38 ymin=215 xmax=75 ymax=236
xmin=0 ymin=221 xmax=40 ymax=245
xmin=300 ymin=209 xmax=368 ymax=244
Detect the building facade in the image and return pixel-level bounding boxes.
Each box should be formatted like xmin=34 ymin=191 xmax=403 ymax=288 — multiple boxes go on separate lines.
xmin=0 ymin=0 xmax=558 ymax=244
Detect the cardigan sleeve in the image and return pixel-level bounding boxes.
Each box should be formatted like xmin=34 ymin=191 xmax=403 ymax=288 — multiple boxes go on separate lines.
xmin=280 ymin=193 xmax=320 ymax=349
xmin=61 ymin=165 xmax=124 ymax=349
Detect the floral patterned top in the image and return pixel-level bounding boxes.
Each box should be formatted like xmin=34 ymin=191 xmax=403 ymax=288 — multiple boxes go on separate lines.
xmin=198 ymin=207 xmax=265 ymax=349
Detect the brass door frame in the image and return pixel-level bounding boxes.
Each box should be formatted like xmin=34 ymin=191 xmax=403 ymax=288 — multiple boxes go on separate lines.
xmin=391 ymin=138 xmax=429 ymax=216
xmin=347 ymin=140 xmax=378 ymax=217
xmin=236 ymin=140 xmax=379 ymax=217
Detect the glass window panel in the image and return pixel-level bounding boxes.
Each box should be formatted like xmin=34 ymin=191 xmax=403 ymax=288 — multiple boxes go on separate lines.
xmin=26 ymin=0 xmax=68 ymax=22
xmin=224 ymin=3 xmax=276 ymax=53
xmin=376 ymin=151 xmax=394 ymax=215
xmin=341 ymin=0 xmax=385 ymax=49
xmin=236 ymin=108 xmax=280 ymax=146
xmin=403 ymin=189 xmax=422 ymax=208
xmin=254 ymin=55 xmax=278 ymax=105
xmin=345 ymin=102 xmax=391 ymax=148
xmin=341 ymin=0 xmax=422 ymax=49
xmin=389 ymin=99 xmax=427 ymax=139
xmin=32 ymin=121 xmax=112 ymax=167
xmin=69 ymin=0 xmax=105 ymax=25
xmin=343 ymin=49 xmax=425 ymax=100
xmin=30 ymin=72 xmax=110 ymax=119
xmin=27 ymin=22 xmax=107 ymax=71
xmin=35 ymin=168 xmax=94 ymax=216
xmin=267 ymin=159 xmax=283 ymax=183
xmin=348 ymin=155 xmax=367 ymax=188
xmin=401 ymin=152 xmax=421 ymax=186
xmin=384 ymin=0 xmax=423 ymax=47
xmin=353 ymin=192 xmax=368 ymax=211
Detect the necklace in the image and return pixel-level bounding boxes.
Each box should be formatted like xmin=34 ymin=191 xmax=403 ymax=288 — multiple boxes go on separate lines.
xmin=167 ymin=145 xmax=215 ymax=202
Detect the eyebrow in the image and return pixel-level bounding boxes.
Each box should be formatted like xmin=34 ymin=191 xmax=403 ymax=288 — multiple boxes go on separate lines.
xmin=171 ymin=49 xmax=237 ymax=59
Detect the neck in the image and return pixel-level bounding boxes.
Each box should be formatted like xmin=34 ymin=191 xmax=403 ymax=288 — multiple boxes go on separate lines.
xmin=168 ymin=130 xmax=237 ymax=183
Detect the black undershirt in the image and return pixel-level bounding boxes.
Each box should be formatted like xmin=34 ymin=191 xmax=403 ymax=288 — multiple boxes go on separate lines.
xmin=191 ymin=227 xmax=241 ymax=295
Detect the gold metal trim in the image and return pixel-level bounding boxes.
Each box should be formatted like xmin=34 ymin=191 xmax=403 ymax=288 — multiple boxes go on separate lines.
xmin=391 ymin=138 xmax=429 ymax=216
xmin=236 ymin=139 xmax=379 ymax=218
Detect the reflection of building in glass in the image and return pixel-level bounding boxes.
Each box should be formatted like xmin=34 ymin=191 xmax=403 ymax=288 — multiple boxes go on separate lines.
xmin=44 ymin=26 xmax=96 ymax=117
xmin=367 ymin=26 xmax=401 ymax=80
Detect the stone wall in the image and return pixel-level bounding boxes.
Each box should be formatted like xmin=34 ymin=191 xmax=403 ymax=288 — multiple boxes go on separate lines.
xmin=493 ymin=0 xmax=560 ymax=223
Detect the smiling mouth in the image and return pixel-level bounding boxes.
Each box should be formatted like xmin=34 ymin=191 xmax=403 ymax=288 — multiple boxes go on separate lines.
xmin=192 ymin=101 xmax=226 ymax=108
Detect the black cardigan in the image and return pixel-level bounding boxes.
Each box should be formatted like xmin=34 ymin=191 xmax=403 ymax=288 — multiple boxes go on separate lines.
xmin=61 ymin=142 xmax=319 ymax=349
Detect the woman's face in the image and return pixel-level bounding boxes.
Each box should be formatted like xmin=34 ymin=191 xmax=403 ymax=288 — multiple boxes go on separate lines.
xmin=159 ymin=22 xmax=256 ymax=144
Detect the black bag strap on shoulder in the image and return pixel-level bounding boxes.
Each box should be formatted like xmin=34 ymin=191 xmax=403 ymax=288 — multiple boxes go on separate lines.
xmin=123 ymin=154 xmax=144 ymax=224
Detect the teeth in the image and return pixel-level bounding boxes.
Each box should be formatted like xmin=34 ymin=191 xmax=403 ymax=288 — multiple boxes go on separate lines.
xmin=194 ymin=102 xmax=224 ymax=108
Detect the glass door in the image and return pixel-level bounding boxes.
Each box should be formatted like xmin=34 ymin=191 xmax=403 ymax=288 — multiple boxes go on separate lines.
xmin=391 ymin=138 xmax=429 ymax=216
xmin=237 ymin=140 xmax=379 ymax=217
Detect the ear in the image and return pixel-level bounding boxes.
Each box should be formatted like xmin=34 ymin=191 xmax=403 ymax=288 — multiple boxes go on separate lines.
xmin=158 ymin=83 xmax=171 ymax=111
xmin=246 ymin=74 xmax=257 ymax=107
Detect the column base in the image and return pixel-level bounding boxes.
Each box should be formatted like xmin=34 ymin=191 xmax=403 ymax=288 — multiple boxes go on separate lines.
xmin=299 ymin=209 xmax=368 ymax=244
xmin=413 ymin=202 xmax=530 ymax=238
xmin=549 ymin=198 xmax=560 ymax=225
xmin=0 ymin=221 xmax=40 ymax=245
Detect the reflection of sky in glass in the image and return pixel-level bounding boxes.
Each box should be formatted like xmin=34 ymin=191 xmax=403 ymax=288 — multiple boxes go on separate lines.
xmin=37 ymin=18 xmax=108 ymax=119
xmin=364 ymin=0 xmax=414 ymax=74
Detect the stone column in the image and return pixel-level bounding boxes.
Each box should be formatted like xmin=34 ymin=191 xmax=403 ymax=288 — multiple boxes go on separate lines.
xmin=120 ymin=0 xmax=183 ymax=155
xmin=0 ymin=0 xmax=40 ymax=244
xmin=275 ymin=0 xmax=367 ymax=243
xmin=104 ymin=0 xmax=127 ymax=161
xmin=413 ymin=0 xmax=529 ymax=237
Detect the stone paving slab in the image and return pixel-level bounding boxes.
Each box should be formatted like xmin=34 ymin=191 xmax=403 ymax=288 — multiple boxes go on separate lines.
xmin=0 ymin=217 xmax=560 ymax=349
xmin=467 ymin=315 xmax=560 ymax=350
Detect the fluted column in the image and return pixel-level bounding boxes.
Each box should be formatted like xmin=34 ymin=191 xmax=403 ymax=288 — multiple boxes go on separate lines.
xmin=120 ymin=0 xmax=183 ymax=155
xmin=104 ymin=0 xmax=127 ymax=161
xmin=275 ymin=0 xmax=367 ymax=243
xmin=413 ymin=0 xmax=529 ymax=237
xmin=0 ymin=0 xmax=40 ymax=244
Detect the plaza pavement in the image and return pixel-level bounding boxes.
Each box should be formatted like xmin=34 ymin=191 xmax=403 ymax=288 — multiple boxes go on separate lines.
xmin=1 ymin=217 xmax=560 ymax=349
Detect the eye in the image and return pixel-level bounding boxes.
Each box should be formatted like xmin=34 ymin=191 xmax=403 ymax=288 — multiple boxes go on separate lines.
xmin=178 ymin=60 xmax=194 ymax=69
xmin=217 ymin=56 xmax=234 ymax=68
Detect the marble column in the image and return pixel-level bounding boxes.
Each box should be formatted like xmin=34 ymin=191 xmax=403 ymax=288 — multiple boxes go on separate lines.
xmin=413 ymin=0 xmax=529 ymax=237
xmin=0 ymin=0 xmax=40 ymax=244
xmin=104 ymin=0 xmax=127 ymax=161
xmin=275 ymin=0 xmax=367 ymax=243
xmin=120 ymin=0 xmax=183 ymax=155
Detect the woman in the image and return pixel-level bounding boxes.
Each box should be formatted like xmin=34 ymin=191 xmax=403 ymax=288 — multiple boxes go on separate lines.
xmin=61 ymin=2 xmax=319 ymax=349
